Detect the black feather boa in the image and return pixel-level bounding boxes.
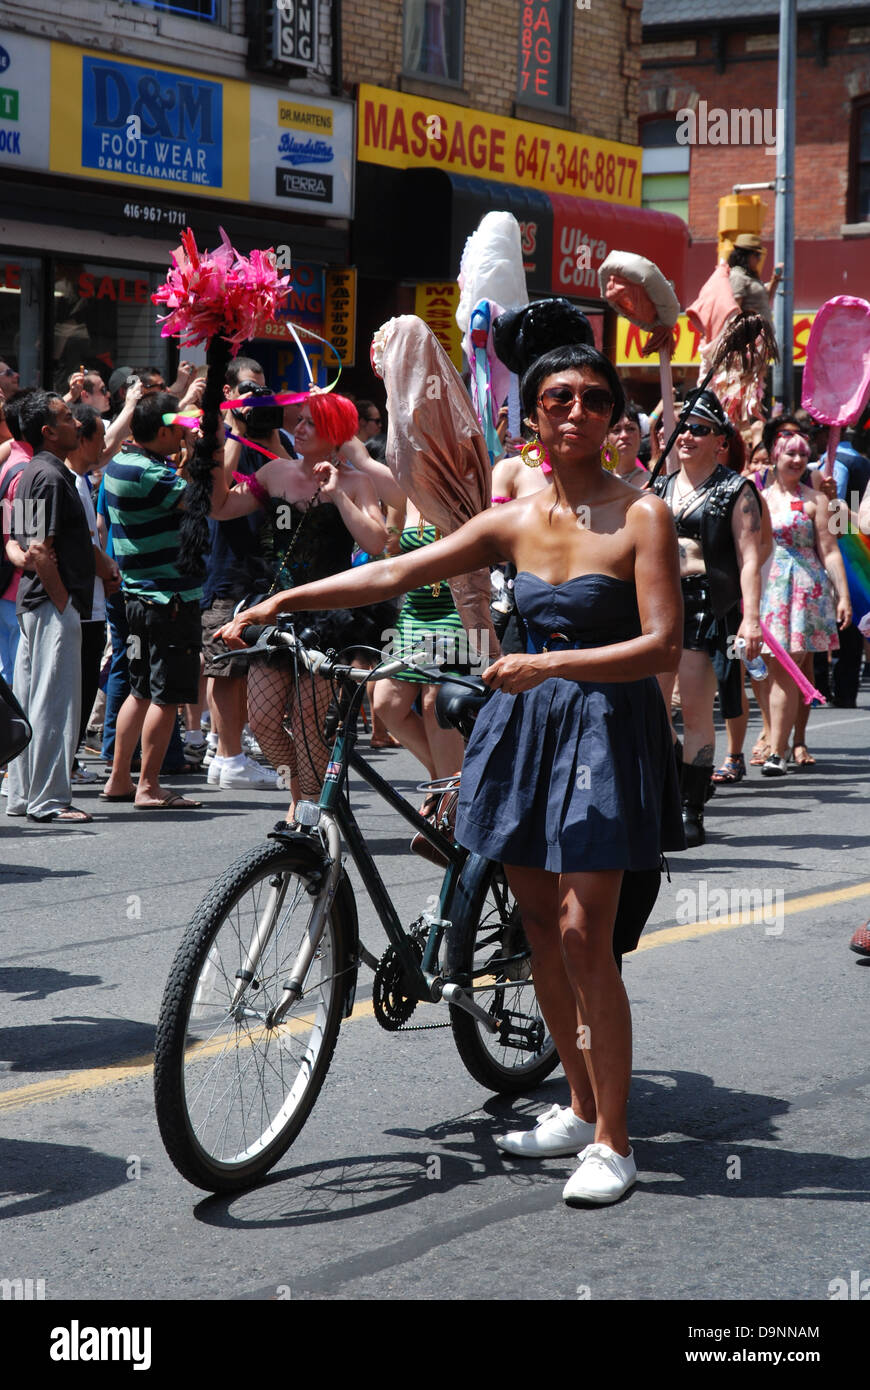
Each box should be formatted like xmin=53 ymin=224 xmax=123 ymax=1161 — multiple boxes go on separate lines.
xmin=177 ymin=335 xmax=232 ymax=577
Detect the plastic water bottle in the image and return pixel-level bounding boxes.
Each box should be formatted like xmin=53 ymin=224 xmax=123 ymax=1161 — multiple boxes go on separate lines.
xmin=734 ymin=637 xmax=768 ymax=681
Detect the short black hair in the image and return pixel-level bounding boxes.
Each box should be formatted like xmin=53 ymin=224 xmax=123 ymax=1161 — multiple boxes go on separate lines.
xmin=616 ymin=401 xmax=642 ymax=428
xmin=131 ymin=392 xmax=179 ymax=445
xmin=225 ymin=356 xmax=264 ymax=388
xmin=19 ymin=391 xmax=64 ymax=451
xmin=521 ymin=345 xmax=625 ymax=428
xmin=3 ymin=388 xmax=36 ymax=443
xmin=132 ymin=365 xmax=165 ymax=383
xmin=72 ymin=402 xmax=104 ymax=442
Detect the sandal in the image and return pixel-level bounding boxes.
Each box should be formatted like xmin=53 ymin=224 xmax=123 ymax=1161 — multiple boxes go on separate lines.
xmin=711 ymin=753 xmax=746 ymax=784
xmin=749 ymin=737 xmax=771 ymax=766
xmin=27 ymin=806 xmax=93 ymax=824
xmin=790 ymin=743 xmax=816 ymax=768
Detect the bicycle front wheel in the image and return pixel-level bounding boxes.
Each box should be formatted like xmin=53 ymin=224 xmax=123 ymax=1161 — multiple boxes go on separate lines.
xmin=447 ymin=855 xmax=560 ymax=1093
xmin=154 ymin=837 xmax=355 ymax=1193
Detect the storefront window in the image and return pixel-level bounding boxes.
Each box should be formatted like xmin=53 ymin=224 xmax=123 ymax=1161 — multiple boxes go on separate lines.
xmin=403 ymin=0 xmax=464 ymax=85
xmin=51 ymin=261 xmax=169 ymax=394
xmin=0 ymin=256 xmax=44 ymax=390
xmin=129 ymin=0 xmax=223 ymax=20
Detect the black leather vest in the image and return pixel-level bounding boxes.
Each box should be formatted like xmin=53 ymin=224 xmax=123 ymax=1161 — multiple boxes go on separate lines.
xmin=655 ymin=465 xmax=759 ymax=619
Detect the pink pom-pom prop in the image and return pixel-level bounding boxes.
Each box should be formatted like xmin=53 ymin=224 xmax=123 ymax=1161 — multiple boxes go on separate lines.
xmin=151 ymin=227 xmax=292 ymax=356
xmin=801 ymin=296 xmax=870 ymax=479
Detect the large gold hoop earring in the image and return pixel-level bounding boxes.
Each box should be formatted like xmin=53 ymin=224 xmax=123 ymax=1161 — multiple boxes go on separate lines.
xmin=521 ymin=436 xmax=546 ymax=469
xmin=600 ymin=444 xmax=617 ymax=471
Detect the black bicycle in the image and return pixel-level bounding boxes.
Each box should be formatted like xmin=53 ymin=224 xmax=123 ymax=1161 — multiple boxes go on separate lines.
xmin=153 ymin=626 xmax=558 ymax=1193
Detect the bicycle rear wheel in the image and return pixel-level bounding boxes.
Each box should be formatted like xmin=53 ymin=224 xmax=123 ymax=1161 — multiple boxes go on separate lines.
xmin=154 ymin=837 xmax=355 ymax=1193
xmin=447 ymin=855 xmax=559 ymax=1092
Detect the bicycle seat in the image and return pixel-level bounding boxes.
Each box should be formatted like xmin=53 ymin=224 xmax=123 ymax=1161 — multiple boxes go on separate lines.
xmin=435 ymin=677 xmax=490 ymax=739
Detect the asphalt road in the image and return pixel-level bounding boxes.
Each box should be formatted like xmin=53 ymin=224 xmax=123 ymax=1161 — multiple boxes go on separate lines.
xmin=1 ymin=696 xmax=869 ymax=1313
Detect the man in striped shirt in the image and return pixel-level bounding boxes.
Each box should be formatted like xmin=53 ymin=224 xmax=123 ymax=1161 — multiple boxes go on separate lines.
xmin=100 ymin=392 xmax=226 ymax=809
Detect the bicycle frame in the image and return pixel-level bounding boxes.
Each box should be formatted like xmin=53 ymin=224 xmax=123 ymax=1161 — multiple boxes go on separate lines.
xmin=310 ymin=672 xmax=467 ymax=1001
xmin=247 ymin=641 xmax=479 ymax=1031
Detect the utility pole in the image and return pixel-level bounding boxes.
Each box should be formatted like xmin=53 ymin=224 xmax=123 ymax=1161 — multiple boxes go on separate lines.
xmin=773 ymin=0 xmax=797 ymax=408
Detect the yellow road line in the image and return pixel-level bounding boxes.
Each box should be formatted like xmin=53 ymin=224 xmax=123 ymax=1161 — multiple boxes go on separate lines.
xmin=2 ymin=880 xmax=868 ymax=1114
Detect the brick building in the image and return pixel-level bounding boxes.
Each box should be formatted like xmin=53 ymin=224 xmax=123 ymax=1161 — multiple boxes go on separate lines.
xmin=341 ymin=0 xmax=689 ymax=395
xmin=638 ymin=0 xmax=870 ymax=397
xmin=0 ymin=0 xmax=350 ymax=392
xmin=0 ymin=1 xmax=692 ymax=398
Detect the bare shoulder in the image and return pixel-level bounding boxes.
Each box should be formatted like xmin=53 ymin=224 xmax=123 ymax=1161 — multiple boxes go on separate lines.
xmin=625 ymin=487 xmax=672 ymax=527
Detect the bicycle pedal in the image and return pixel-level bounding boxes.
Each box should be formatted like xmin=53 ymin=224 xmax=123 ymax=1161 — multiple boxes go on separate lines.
xmin=496 ymin=1011 xmax=546 ymax=1053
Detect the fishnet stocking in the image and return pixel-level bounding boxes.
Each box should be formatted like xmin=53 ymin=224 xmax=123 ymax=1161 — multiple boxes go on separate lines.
xmin=246 ymin=658 xmax=334 ymax=798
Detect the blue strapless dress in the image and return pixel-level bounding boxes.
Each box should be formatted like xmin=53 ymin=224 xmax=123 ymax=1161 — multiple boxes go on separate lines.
xmin=455 ymin=573 xmax=685 ymax=872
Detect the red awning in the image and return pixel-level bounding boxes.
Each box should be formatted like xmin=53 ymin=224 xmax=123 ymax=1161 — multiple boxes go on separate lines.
xmin=549 ymin=193 xmax=689 ymax=305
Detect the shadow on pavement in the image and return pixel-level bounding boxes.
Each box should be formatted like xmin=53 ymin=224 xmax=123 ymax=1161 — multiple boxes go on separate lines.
xmin=0 ymin=967 xmax=103 ymax=1003
xmin=0 ymin=1015 xmax=154 ymax=1072
xmin=0 ymin=1137 xmax=129 ymax=1219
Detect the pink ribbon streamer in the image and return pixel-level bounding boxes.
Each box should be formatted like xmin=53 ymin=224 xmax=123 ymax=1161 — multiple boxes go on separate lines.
xmin=223 ymin=427 xmax=281 ymax=460
xmin=220 ymin=392 xmax=309 ymax=410
xmin=760 ymin=619 xmax=827 ymax=706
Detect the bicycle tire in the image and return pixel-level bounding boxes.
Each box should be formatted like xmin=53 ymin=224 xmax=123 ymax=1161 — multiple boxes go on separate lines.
xmin=154 ymin=836 xmax=356 ymax=1193
xmin=447 ymin=853 xmax=560 ymax=1093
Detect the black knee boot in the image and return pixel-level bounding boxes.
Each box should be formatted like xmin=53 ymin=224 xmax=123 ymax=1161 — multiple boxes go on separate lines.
xmin=681 ymin=763 xmax=712 ymax=848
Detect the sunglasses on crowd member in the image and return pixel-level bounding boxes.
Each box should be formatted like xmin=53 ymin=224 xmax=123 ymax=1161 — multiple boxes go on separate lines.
xmin=677 ymin=421 xmax=721 ymax=439
xmin=366 ymin=414 xmax=381 ymax=426
xmin=536 ymin=385 xmax=614 ymax=417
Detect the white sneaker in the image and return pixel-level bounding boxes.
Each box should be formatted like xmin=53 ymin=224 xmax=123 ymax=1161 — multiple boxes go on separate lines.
xmin=242 ymin=726 xmax=263 ymax=759
xmin=562 ymin=1143 xmax=637 ymax=1206
xmin=495 ymin=1103 xmax=596 ymax=1158
xmin=207 ymin=756 xmax=225 ymax=786
xmin=202 ymin=732 xmax=219 ymax=767
xmin=219 ymin=756 xmax=280 ymax=790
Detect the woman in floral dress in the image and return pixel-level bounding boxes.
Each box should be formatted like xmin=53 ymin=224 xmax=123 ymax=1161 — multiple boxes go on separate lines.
xmin=760 ymin=431 xmax=851 ymax=774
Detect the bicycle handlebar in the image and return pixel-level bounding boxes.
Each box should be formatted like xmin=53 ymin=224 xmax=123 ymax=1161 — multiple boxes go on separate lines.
xmin=237 ymin=623 xmax=451 ymax=687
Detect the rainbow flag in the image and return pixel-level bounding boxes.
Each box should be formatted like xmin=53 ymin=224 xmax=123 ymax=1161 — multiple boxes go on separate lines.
xmin=840 ymin=532 xmax=870 ymax=625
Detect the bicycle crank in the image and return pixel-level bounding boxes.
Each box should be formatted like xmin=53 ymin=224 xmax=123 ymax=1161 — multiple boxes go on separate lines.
xmin=372 ymin=938 xmax=423 ymax=1031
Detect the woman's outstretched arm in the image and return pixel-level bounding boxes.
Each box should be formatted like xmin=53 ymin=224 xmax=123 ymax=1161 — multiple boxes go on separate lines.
xmin=216 ymin=506 xmax=508 ymax=646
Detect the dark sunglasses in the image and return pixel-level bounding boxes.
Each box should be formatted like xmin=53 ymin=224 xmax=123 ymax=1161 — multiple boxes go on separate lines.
xmin=366 ymin=415 xmax=381 ymax=425
xmin=677 ymin=421 xmax=719 ymax=438
xmin=537 ymin=386 xmax=614 ymax=418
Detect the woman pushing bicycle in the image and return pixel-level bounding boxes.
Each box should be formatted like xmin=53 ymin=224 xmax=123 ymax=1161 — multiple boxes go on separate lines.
xmin=217 ymin=343 xmax=684 ymax=1208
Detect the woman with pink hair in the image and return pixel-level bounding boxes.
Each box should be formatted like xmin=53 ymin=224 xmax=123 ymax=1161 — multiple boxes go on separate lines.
xmin=213 ymin=393 xmax=387 ymax=815
xmin=759 ymin=429 xmax=851 ymax=773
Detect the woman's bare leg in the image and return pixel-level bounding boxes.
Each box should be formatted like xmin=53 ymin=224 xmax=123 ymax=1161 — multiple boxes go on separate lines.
xmin=247 ymin=660 xmax=297 ymax=813
xmin=420 ymin=685 xmax=464 ymax=780
xmin=678 ymin=648 xmax=718 ymax=765
xmin=503 ymin=864 xmax=597 ymax=1124
xmin=767 ymin=655 xmax=800 ymax=759
xmin=372 ymin=678 xmax=435 ymax=776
